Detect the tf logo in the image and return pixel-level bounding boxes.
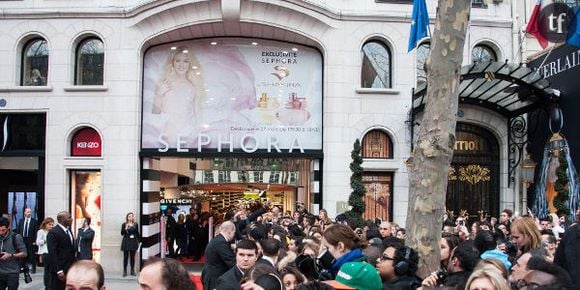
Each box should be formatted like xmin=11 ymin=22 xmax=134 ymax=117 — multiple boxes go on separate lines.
xmin=271 ymin=65 xmax=290 ymax=80
xmin=538 ymin=2 xmax=576 ymax=43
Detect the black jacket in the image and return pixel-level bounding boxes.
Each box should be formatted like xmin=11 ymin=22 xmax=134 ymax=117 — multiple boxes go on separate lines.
xmin=554 ymin=223 xmax=580 ymax=286
xmin=382 ymin=275 xmax=421 ymax=290
xmin=76 ymin=227 xmax=95 ymax=260
xmin=201 ymin=234 xmax=235 ymax=290
xmin=215 ymin=266 xmax=244 ymax=290
xmin=47 ymin=225 xmax=76 ymax=275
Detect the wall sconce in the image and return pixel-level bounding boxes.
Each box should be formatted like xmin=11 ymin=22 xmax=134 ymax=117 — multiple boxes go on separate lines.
xmin=160 ymin=187 xmax=165 ymax=198
xmin=405 ymin=153 xmax=415 ymax=169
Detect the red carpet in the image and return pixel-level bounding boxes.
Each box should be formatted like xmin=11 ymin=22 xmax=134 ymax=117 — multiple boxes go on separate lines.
xmin=190 ymin=274 xmax=202 ymax=290
xmin=179 ymin=256 xmax=205 ymax=264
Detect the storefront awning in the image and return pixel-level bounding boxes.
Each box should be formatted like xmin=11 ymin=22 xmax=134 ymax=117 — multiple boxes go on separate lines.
xmin=411 ymin=60 xmax=561 ymax=187
xmin=412 ymin=61 xmax=559 ymax=118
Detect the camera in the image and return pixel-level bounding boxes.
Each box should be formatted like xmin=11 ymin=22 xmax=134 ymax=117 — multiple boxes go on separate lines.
xmin=436 ymin=269 xmax=448 ymax=284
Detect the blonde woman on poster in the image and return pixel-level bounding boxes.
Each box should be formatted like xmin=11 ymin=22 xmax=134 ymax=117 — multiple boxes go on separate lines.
xmin=152 ymin=47 xmax=205 ymax=146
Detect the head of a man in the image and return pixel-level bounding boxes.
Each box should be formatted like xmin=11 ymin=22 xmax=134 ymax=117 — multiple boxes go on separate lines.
xmin=447 ymin=241 xmax=480 ymax=274
xmin=236 ymin=239 xmax=259 ymax=272
xmin=57 ymin=211 xmax=73 ymax=228
xmin=0 ymin=217 xmax=10 ymax=238
xmin=24 ymin=208 xmax=32 ymax=218
xmin=376 ymin=241 xmax=418 ymax=282
xmin=510 ymin=248 xmax=549 ymax=283
xmin=379 ymin=222 xmax=391 ymax=238
xmin=66 ymin=260 xmax=105 ymax=290
xmin=220 ymin=221 xmax=236 ymax=242
xmin=500 ymin=209 xmax=513 ymax=223
xmin=138 ymin=257 xmax=195 ymax=290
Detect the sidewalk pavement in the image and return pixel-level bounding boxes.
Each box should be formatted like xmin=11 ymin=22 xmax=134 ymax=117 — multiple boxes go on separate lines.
xmin=20 ymin=268 xmax=139 ymax=289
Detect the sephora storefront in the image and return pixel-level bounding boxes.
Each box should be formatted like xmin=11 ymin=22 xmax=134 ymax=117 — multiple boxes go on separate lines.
xmin=138 ymin=38 xmax=324 ymax=258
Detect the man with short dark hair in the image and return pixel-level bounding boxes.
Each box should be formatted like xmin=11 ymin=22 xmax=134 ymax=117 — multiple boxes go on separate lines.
xmin=76 ymin=217 xmax=95 ymax=260
xmin=421 ymin=241 xmax=480 ymax=290
xmin=139 ymin=257 xmax=195 ymax=290
xmin=215 ymin=239 xmax=258 ymax=290
xmin=0 ymin=216 xmax=27 ymax=290
xmin=257 ymin=238 xmax=280 ymax=271
xmin=66 ymin=260 xmax=106 ymax=290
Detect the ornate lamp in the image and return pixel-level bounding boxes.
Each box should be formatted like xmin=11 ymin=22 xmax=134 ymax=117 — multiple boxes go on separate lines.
xmin=522 ymin=154 xmax=536 ymax=187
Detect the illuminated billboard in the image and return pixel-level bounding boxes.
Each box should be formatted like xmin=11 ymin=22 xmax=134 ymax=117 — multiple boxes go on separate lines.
xmin=142 ymin=38 xmax=323 ymax=154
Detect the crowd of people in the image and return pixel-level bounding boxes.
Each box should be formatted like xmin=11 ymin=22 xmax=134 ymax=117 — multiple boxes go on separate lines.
xmin=195 ymin=201 xmax=580 ymax=290
xmin=2 ymin=202 xmax=579 ymax=290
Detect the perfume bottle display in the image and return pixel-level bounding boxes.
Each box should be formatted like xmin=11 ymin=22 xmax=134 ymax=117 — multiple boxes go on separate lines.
xmin=276 ymin=92 xmax=311 ymax=125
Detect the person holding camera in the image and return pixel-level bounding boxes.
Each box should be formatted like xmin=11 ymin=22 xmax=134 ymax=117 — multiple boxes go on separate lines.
xmin=320 ymin=224 xmax=366 ymax=279
xmin=0 ymin=216 xmax=27 ymax=290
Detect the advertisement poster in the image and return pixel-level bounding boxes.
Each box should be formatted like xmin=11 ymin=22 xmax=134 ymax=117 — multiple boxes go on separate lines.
xmin=142 ymin=38 xmax=323 ymax=153
xmin=71 ymin=171 xmax=102 ymax=262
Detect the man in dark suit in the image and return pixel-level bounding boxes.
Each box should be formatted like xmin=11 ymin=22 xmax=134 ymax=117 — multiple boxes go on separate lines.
xmin=215 ymin=239 xmax=258 ymax=290
xmin=47 ymin=211 xmax=76 ymax=290
xmin=201 ymin=221 xmax=236 ymax=290
xmin=76 ymin=217 xmax=95 ymax=260
xmin=256 ymin=238 xmax=280 ymax=272
xmin=17 ymin=207 xmax=38 ymax=273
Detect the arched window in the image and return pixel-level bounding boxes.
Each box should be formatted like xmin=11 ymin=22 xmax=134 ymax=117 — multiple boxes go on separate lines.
xmin=75 ymin=38 xmax=104 ymax=85
xmin=472 ymin=44 xmax=497 ymax=63
xmin=361 ymin=40 xmax=391 ymax=88
xmin=416 ymin=41 xmax=430 ymax=88
xmin=362 ymin=130 xmax=393 ymax=159
xmin=21 ymin=38 xmax=49 ymax=86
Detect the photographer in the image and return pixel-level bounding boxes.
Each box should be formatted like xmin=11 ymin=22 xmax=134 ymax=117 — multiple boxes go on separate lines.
xmin=0 ymin=216 xmax=27 ymax=290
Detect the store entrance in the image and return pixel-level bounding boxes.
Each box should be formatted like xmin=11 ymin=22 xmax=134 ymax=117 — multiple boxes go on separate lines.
xmin=0 ymin=157 xmax=44 ymax=226
xmin=154 ymin=157 xmax=314 ymax=263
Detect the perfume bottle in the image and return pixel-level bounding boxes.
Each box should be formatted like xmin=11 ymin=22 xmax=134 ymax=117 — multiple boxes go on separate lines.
xmin=258 ymin=93 xmax=269 ymax=109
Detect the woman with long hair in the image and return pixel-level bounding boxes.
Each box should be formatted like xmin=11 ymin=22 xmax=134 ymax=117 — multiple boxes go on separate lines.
xmin=121 ymin=212 xmax=140 ymax=276
xmin=510 ymin=216 xmax=542 ymax=256
xmin=440 ymin=232 xmax=460 ymax=275
xmin=36 ymin=217 xmax=54 ymax=289
xmin=151 ymin=47 xmax=205 ymax=146
xmin=321 ymin=224 xmax=366 ymax=278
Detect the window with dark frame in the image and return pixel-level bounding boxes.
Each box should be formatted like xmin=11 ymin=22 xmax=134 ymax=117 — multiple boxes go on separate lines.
xmin=361 ymin=41 xmax=391 ymax=89
xmin=21 ymin=38 xmax=49 ymax=86
xmin=75 ymin=38 xmax=104 ymax=85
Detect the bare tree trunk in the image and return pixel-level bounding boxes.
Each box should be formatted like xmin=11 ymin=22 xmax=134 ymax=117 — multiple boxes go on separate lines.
xmin=406 ymin=0 xmax=471 ymax=278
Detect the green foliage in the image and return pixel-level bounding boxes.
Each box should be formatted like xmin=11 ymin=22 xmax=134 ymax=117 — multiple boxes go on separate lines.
xmin=554 ymin=152 xmax=570 ymax=215
xmin=346 ymin=139 xmax=366 ymax=228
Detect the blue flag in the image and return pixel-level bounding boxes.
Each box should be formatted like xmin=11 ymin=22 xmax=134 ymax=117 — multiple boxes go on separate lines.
xmin=408 ymin=0 xmax=429 ymax=52
xmin=567 ymin=8 xmax=580 ymax=47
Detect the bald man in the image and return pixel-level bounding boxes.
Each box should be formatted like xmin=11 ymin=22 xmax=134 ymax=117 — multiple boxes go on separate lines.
xmin=201 ymin=221 xmax=236 ymax=290
xmin=66 ymin=260 xmax=105 ymax=290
